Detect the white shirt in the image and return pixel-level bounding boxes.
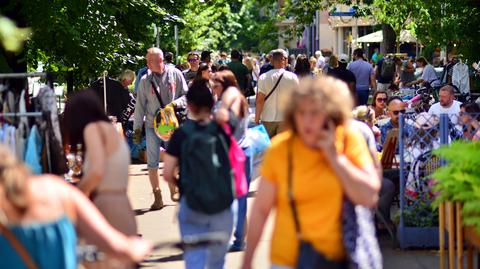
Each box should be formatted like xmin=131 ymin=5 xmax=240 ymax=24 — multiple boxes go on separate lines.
xmin=452 ymin=63 xmax=470 ymax=94
xmin=316 ymin=56 xmax=326 ymax=69
xmin=428 ymin=100 xmax=462 ymax=127
xmin=421 ymin=64 xmax=440 ymax=87
xmin=258 ymin=69 xmax=299 ymax=122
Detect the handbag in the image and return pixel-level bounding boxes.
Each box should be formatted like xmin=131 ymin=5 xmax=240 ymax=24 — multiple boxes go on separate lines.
xmin=341 ymin=130 xmax=383 ymax=269
xmin=246 ymin=124 xmax=270 ymax=156
xmin=223 ymin=123 xmax=248 ymax=198
xmin=0 ymin=222 xmax=38 ymax=269
xmin=287 ymin=138 xmax=347 ymax=269
xmin=150 ymin=79 xmax=179 ymax=141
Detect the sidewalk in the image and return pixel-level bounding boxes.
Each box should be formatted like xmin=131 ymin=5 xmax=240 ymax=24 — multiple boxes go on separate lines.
xmin=127 ymin=163 xmax=440 ymax=269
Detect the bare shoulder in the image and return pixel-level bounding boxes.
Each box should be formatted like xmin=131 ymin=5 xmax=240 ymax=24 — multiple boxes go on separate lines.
xmin=29 ymin=175 xmax=71 ymax=195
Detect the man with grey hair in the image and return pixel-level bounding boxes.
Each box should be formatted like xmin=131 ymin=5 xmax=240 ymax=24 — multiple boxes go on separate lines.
xmin=256 ymin=49 xmax=299 ymax=138
xmin=133 ymin=47 xmax=188 ymax=210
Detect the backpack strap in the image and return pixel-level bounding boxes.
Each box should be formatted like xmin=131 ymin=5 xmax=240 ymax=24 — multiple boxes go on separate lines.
xmin=0 ymin=222 xmax=38 ymax=269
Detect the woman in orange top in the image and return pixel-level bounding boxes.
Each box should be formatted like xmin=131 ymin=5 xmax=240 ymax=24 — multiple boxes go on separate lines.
xmin=241 ymin=76 xmax=380 ymax=269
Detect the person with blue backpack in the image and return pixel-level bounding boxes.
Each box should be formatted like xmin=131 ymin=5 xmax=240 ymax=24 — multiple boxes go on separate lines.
xmin=163 ymin=79 xmax=237 ymax=269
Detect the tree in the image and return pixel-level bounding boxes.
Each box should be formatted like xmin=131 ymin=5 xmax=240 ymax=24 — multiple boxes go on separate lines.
xmin=371 ymin=0 xmax=428 ymax=53
xmin=415 ymin=0 xmax=480 ymax=61
xmin=1 ymin=0 xmax=183 ymax=88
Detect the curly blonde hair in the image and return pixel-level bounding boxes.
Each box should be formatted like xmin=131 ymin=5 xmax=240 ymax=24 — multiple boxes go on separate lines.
xmin=0 ymin=146 xmax=30 ymax=215
xmin=283 ymin=76 xmax=353 ymax=133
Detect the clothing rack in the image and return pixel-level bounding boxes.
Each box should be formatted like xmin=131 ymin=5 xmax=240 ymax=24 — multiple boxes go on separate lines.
xmin=0 ymin=112 xmax=43 ymax=117
xmin=0 ymin=72 xmax=54 ymax=89
xmin=0 ymin=111 xmax=52 ymax=173
xmin=0 ymin=72 xmax=47 ymax=78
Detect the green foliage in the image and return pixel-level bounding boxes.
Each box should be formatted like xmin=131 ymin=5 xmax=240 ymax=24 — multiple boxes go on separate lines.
xmin=415 ymin=0 xmax=480 ymax=61
xmin=281 ymin=0 xmax=479 ymax=60
xmin=371 ymin=0 xmax=428 ymax=52
xmin=432 ymin=141 xmax=480 ymax=233
xmin=7 ymin=0 xmax=176 ymax=87
xmin=1 ymin=0 xmax=278 ymax=87
xmin=229 ymin=0 xmax=278 ymax=53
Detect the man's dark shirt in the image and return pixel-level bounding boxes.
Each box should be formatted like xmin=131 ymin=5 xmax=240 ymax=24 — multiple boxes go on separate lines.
xmin=328 ymin=67 xmax=356 ymax=86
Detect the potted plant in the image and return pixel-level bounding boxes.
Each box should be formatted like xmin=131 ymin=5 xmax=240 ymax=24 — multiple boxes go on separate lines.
xmin=432 ymin=141 xmax=480 ymax=240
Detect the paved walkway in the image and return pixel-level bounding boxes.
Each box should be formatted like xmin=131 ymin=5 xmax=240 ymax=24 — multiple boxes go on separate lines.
xmin=127 ymin=164 xmax=441 ymax=269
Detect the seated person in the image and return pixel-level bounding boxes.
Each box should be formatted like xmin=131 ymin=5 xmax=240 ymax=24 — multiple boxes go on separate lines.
xmin=369 ymin=90 xmax=388 ymax=121
xmin=353 ymin=106 xmax=395 ymax=227
xmin=461 ymin=102 xmax=480 ymax=141
xmin=428 ymin=85 xmax=463 ymax=138
xmin=380 ymin=96 xmax=406 ymax=146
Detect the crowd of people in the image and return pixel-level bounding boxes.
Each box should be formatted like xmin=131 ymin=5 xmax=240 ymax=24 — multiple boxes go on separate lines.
xmin=1 ymin=43 xmax=479 ymax=269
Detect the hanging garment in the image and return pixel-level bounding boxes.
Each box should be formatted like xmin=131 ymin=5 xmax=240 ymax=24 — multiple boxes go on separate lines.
xmin=36 ymin=86 xmax=62 ymax=144
xmin=452 ymin=62 xmax=470 ymax=94
xmin=15 ymin=122 xmax=27 ymax=161
xmin=24 ymin=125 xmax=43 ymax=174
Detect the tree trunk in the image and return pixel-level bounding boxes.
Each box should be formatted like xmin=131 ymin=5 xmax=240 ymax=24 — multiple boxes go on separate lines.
xmin=380 ymin=24 xmax=396 ymax=55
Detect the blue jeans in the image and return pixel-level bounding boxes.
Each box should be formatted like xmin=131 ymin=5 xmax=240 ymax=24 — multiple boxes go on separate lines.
xmin=178 ymin=198 xmax=237 ymax=269
xmin=232 ymin=149 xmax=253 ymax=247
xmin=356 ymin=89 xmax=370 ymax=106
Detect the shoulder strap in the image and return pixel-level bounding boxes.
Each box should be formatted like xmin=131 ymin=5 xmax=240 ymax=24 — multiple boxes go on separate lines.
xmin=264 ymin=72 xmax=284 ymax=102
xmin=287 ymin=137 xmax=302 ymax=237
xmin=0 ymin=222 xmax=38 ymax=269
xmin=150 ymin=77 xmax=166 ymax=109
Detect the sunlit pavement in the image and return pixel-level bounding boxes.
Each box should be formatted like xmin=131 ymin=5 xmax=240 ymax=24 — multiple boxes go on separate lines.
xmin=126 ymin=163 xmax=445 ymax=269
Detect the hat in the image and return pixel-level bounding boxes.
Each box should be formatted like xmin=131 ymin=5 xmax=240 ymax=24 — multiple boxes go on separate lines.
xmin=414 ymin=112 xmax=439 ymax=130
xmin=338 ymin=54 xmax=349 ymax=63
xmin=201 ymin=50 xmax=212 ymax=58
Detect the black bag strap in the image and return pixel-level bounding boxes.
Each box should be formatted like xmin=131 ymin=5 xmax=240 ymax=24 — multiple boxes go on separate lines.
xmin=264 ymin=73 xmax=284 ymax=102
xmin=150 ymin=77 xmax=165 ymax=109
xmin=287 ymin=137 xmax=302 ymax=237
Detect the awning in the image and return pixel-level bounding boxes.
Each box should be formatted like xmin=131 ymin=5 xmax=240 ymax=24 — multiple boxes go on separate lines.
xmin=354 ymin=30 xmax=417 ymax=43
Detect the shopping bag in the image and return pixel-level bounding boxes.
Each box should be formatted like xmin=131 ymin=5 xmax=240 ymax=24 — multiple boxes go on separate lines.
xmin=246 ymin=124 xmax=270 ymax=156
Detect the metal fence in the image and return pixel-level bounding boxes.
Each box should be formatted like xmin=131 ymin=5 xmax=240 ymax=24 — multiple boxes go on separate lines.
xmin=397 ymin=111 xmax=480 ymax=249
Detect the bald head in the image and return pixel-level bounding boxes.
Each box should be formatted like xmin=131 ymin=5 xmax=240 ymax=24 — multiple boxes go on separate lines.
xmin=147 ymin=47 xmax=164 ymax=73
xmin=147 ymin=47 xmax=164 ymax=57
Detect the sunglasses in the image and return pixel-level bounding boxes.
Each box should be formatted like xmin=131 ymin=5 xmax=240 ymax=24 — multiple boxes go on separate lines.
xmin=376 ymin=98 xmax=387 ymax=102
xmin=188 ymin=58 xmax=199 ymax=63
xmin=391 ymin=109 xmax=406 ymax=115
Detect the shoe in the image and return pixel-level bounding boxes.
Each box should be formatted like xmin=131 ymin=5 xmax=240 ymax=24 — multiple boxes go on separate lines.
xmin=150 ymin=188 xmax=164 ymax=210
xmin=229 ymin=242 xmax=245 ymax=252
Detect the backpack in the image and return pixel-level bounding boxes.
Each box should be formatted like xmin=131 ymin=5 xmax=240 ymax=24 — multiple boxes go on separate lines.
xmin=380 ymin=58 xmax=395 ymax=82
xmin=180 ymin=121 xmax=235 ymax=214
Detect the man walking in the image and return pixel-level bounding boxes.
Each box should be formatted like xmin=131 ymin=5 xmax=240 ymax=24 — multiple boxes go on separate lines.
xmin=255 ymin=49 xmax=299 ymax=138
xmin=133 ymin=47 xmax=188 ymax=210
xmin=348 ymin=48 xmax=376 ymax=105
xmin=183 ymin=51 xmax=200 ymax=84
xmin=227 ymin=49 xmax=251 ymax=95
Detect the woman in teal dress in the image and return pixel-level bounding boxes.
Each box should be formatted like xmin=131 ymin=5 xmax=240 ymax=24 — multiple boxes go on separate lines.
xmin=0 ymin=146 xmax=151 ymax=268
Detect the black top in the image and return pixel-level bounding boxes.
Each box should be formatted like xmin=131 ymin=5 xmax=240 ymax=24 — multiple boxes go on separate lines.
xmin=328 ymin=67 xmax=357 ymax=86
xmin=90 ymin=77 xmax=131 ymax=119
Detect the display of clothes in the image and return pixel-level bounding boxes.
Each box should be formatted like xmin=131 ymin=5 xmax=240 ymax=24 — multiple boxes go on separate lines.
xmin=0 ymin=77 xmax=67 ymax=175
xmin=452 ymin=60 xmax=470 ymax=94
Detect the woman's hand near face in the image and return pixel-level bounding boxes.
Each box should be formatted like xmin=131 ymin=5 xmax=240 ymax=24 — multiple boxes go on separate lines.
xmin=315 ymin=119 xmax=337 ymax=157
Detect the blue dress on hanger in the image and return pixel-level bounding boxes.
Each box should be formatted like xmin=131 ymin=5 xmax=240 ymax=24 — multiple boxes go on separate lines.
xmin=0 ymin=215 xmax=77 ymax=269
